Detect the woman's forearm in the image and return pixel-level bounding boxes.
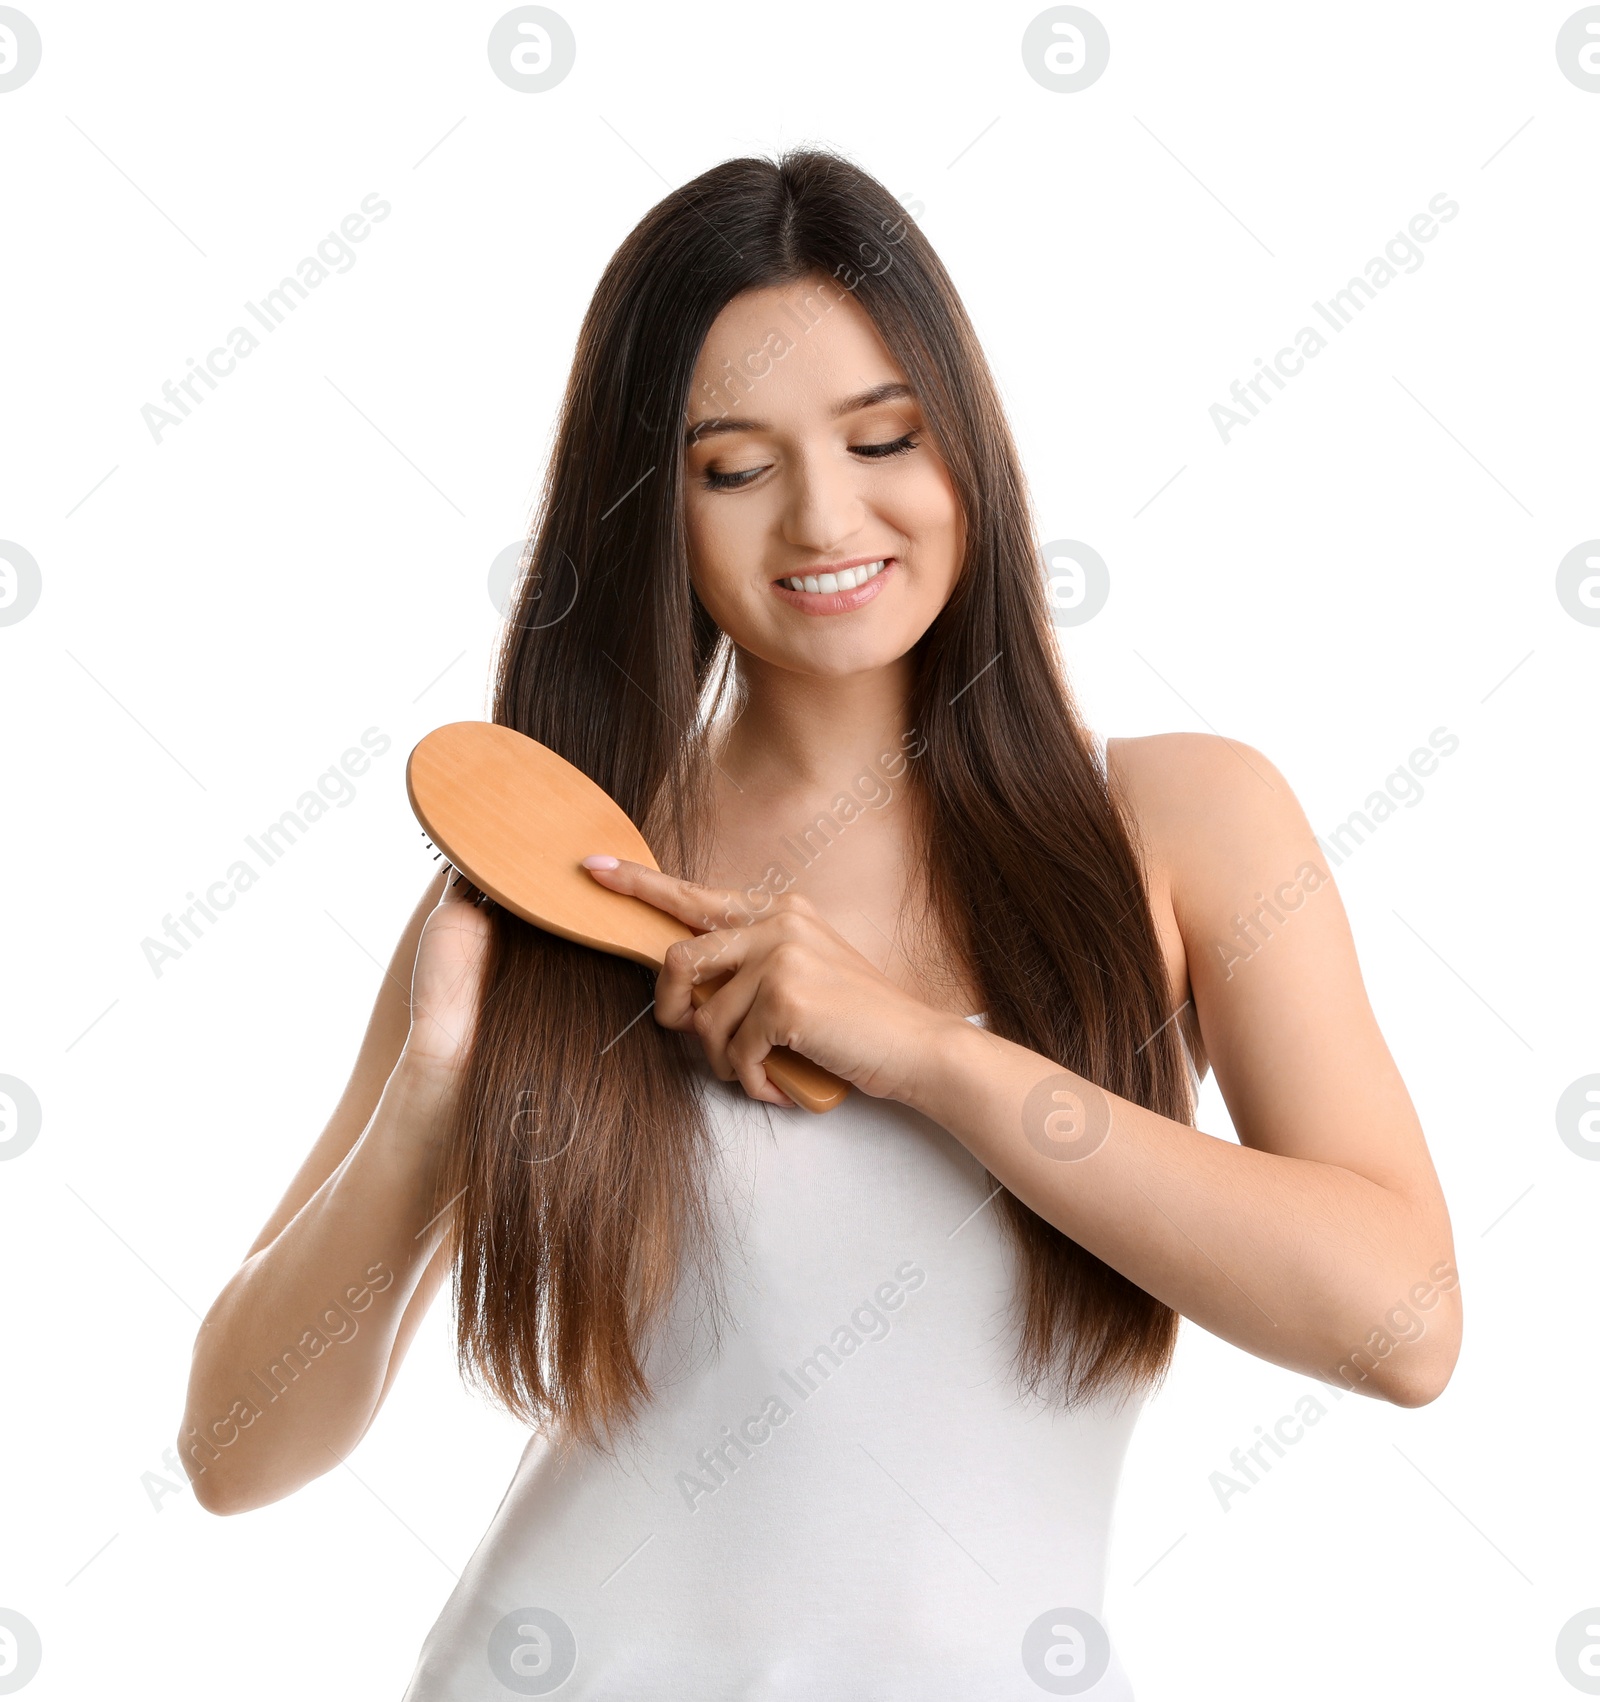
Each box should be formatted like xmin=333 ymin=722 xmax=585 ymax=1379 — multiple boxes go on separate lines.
xmin=906 ymin=1015 xmax=1461 ymax=1406
xmin=178 ymin=1056 xmax=459 ymax=1512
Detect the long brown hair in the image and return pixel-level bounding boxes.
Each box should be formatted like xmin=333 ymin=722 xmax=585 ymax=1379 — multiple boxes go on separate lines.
xmin=436 ymin=148 xmax=1196 ymax=1452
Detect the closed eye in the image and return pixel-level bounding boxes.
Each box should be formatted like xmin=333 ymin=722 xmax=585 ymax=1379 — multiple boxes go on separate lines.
xmin=700 ymin=431 xmax=922 ymax=491
xmin=851 ymin=430 xmax=920 ymax=461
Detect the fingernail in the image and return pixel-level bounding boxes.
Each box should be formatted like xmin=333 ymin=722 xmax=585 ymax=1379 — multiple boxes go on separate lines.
xmin=582 ymin=855 xmax=620 ymax=870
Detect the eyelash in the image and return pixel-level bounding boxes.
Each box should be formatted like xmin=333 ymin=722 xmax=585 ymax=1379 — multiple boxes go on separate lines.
xmin=701 ymin=432 xmax=921 ymax=491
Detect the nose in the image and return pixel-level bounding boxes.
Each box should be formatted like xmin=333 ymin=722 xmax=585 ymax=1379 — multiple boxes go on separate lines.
xmin=778 ymin=445 xmax=868 ymax=559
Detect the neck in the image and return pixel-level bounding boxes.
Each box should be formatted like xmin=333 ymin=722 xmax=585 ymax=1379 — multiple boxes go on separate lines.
xmin=715 ymin=649 xmax=916 ymax=796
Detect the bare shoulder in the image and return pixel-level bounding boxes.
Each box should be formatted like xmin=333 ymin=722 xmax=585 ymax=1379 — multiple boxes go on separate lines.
xmin=1106 ymin=726 xmax=1307 ymax=845
xmin=1105 ymin=729 xmax=1318 ymax=903
xmin=1103 ymin=733 xmax=1320 ymax=1072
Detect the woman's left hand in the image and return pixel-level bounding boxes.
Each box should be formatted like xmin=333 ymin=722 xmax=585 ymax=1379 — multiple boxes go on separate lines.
xmin=581 ymin=858 xmax=954 ymax=1109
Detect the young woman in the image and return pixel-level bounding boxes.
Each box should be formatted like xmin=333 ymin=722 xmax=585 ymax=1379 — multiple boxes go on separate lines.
xmin=180 ymin=150 xmax=1460 ymax=1698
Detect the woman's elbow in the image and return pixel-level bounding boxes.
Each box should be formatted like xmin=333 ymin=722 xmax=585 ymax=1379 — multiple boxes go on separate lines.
xmin=1383 ymin=1313 xmax=1463 ymax=1408
xmin=173 ymin=1420 xmax=295 ymax=1517
xmin=176 ymin=1433 xmax=248 ymax=1517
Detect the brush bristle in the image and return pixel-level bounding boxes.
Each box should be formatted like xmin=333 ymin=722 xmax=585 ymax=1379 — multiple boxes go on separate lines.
xmin=418 ymin=829 xmax=482 ymax=902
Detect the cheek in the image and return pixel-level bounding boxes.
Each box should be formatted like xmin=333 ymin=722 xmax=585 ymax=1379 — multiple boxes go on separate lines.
xmin=685 ymin=494 xmax=758 ymax=617
xmin=894 ymin=466 xmax=964 ymax=571
xmin=684 ymin=491 xmax=724 ymax=570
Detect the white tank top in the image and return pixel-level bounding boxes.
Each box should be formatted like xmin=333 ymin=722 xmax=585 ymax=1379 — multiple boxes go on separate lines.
xmin=403 ymin=1016 xmax=1197 ymax=1699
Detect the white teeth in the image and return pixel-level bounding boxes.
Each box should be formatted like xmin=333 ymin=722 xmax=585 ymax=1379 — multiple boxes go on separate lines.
xmin=782 ymin=560 xmax=885 ymax=595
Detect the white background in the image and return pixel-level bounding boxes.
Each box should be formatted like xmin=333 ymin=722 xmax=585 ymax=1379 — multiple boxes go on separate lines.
xmin=2 ymin=2 xmax=1597 ymax=1697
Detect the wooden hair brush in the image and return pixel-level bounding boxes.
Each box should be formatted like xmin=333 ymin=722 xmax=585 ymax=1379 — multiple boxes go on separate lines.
xmin=405 ymin=720 xmax=850 ymax=1114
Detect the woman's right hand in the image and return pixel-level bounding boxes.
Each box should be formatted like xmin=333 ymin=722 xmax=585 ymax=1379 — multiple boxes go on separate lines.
xmin=401 ymin=872 xmax=494 ymax=1079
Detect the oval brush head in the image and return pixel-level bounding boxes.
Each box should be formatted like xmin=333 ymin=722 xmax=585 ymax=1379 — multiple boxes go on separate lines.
xmin=408 ymin=721 xmax=687 ymax=967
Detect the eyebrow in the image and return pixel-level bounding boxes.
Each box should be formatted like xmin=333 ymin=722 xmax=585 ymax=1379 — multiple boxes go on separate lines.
xmin=684 ymin=380 xmax=916 ymax=445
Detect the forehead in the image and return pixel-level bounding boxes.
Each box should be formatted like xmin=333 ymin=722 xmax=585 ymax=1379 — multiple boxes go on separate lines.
xmin=688 ymin=275 xmax=907 ymax=423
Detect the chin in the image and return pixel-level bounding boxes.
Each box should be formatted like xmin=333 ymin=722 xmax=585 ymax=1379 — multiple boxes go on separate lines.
xmin=767 ymin=627 xmax=922 ymax=677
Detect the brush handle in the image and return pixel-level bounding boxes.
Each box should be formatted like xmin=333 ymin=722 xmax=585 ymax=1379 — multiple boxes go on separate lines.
xmin=687 ymin=980 xmax=851 ymax=1114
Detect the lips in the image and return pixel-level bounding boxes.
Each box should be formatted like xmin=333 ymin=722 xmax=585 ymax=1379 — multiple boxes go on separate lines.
xmin=770 ymin=557 xmax=895 ymax=616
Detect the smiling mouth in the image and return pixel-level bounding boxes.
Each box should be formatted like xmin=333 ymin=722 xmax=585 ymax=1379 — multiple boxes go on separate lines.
xmin=775 ymin=559 xmax=887 ymax=594
xmin=770 ymin=557 xmax=895 ymax=616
